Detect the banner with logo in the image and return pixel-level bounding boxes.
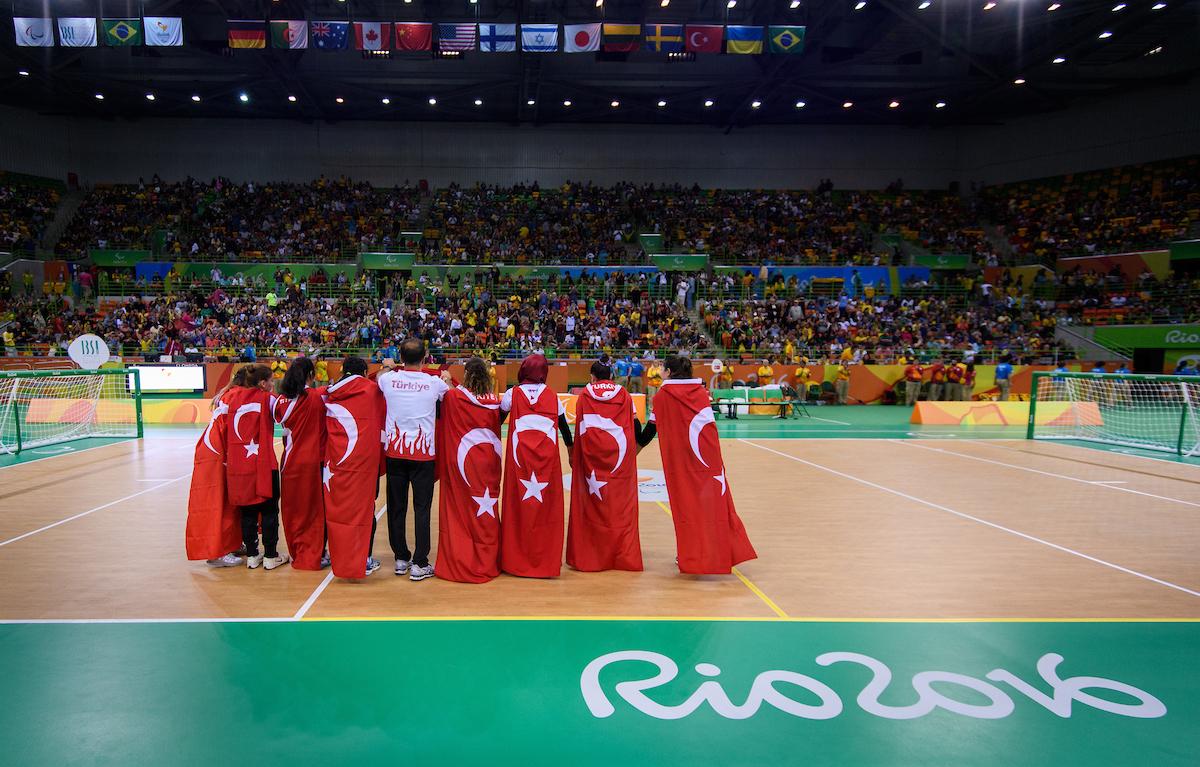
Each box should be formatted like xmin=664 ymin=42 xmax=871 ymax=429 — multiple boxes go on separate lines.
xmin=90 ymin=250 xmax=151 ymax=267
xmin=913 ymin=253 xmax=971 ymax=269
xmin=360 ymin=252 xmax=416 ymax=270
xmin=1169 ymin=239 xmax=1200 ymax=262
xmin=1094 ymin=325 xmax=1200 ymax=350
xmin=649 ymin=254 xmax=708 ymax=271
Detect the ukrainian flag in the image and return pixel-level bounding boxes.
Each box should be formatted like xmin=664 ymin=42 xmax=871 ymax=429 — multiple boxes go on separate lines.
xmin=768 ymin=25 xmax=805 ymax=54
xmin=726 ymin=26 xmax=763 ymax=55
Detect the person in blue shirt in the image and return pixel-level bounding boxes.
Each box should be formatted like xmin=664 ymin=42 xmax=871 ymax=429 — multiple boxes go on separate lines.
xmin=613 ymin=356 xmax=631 ymax=388
xmin=1091 ymin=363 xmax=1107 ymax=374
xmin=628 ymin=356 xmax=645 ymax=393
xmin=994 ymin=356 xmax=1013 ymax=402
xmin=242 ymin=345 xmax=257 ymax=363
xmin=1115 ymin=363 xmax=1131 ymax=374
xmin=1178 ymin=360 xmax=1200 ymax=376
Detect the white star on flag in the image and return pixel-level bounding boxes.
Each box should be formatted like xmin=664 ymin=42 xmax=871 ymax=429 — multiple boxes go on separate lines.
xmin=322 ymin=462 xmax=334 ymax=491
xmin=586 ymin=470 xmax=607 ymax=498
xmin=472 ymin=487 xmax=499 ymax=518
xmin=520 ymin=471 xmax=549 ymax=502
xmin=244 ymin=440 xmax=260 ymax=458
xmin=714 ymin=469 xmax=727 ymax=496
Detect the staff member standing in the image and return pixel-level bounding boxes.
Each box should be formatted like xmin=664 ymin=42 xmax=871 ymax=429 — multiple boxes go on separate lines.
xmin=378 ymin=338 xmax=452 ymax=581
xmin=645 ymin=355 xmax=664 ymax=412
xmin=903 ymin=360 xmax=924 ymax=406
xmin=834 ymin=361 xmax=851 ymax=405
xmin=995 ymin=355 xmax=1013 ymax=402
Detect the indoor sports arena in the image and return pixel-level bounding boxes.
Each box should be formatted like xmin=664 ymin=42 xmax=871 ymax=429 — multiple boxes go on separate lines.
xmin=1 ymin=2 xmax=1199 ymax=765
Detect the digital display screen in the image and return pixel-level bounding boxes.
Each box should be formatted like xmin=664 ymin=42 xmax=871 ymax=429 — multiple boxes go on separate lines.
xmin=129 ymin=365 xmax=207 ymax=394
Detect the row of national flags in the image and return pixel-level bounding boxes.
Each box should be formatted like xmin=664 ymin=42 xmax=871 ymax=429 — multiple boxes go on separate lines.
xmin=13 ymin=17 xmax=183 ymax=47
xmin=230 ymin=21 xmax=806 ymax=54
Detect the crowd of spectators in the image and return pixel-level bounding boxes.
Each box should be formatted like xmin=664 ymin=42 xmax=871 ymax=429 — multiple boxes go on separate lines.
xmin=1 ymin=181 xmax=59 ymax=253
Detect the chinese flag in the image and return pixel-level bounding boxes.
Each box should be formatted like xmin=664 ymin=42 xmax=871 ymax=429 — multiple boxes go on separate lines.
xmin=395 ymin=22 xmax=432 ymax=51
xmin=684 ymin=24 xmax=723 ymax=54
xmin=185 ymin=397 xmax=241 ymax=560
xmin=652 ymin=379 xmax=756 ymax=574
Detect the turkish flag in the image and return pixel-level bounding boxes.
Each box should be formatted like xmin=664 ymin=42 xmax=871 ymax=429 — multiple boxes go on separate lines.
xmin=354 ymin=21 xmax=390 ymax=51
xmin=224 ymin=387 xmax=277 ymax=507
xmin=435 ymin=387 xmax=503 ymax=583
xmin=274 ymin=390 xmax=327 ymax=571
xmin=652 ymin=379 xmax=756 ymax=574
xmin=685 ymin=24 xmax=723 ymax=54
xmin=395 ymin=22 xmax=432 ymax=51
xmin=500 ymin=383 xmax=566 ymax=578
xmin=566 ymin=382 xmax=642 ymax=571
xmin=323 ymin=375 xmax=385 ymax=579
xmin=185 ymin=397 xmax=241 ymax=560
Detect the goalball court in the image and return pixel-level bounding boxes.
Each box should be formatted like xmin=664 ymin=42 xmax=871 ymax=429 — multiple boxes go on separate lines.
xmin=0 ymin=408 xmax=1197 ymax=766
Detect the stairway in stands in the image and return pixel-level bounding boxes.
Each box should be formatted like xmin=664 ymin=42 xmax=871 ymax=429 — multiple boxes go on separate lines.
xmin=38 ymin=187 xmax=86 ymax=256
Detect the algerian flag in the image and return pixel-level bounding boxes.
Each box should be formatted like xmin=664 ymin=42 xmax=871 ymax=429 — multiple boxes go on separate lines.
xmin=13 ymin=18 xmax=54 ymax=47
xmin=144 ymin=17 xmax=184 ymax=47
xmin=102 ymin=19 xmax=142 ymax=46
xmin=58 ymin=18 xmax=98 ymax=47
xmin=271 ymin=20 xmax=308 ymax=49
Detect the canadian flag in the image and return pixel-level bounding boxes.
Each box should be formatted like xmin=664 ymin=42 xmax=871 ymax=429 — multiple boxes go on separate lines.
xmin=564 ymin=23 xmax=601 ymax=53
xmin=354 ymin=21 xmax=390 ymax=51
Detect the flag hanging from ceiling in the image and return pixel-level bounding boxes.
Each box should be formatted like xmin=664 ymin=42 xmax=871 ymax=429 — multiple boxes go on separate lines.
xmin=726 ymin=26 xmax=764 ymax=55
xmin=57 ymin=18 xmax=97 ymax=47
xmin=521 ymin=24 xmax=558 ymax=53
xmin=102 ymin=19 xmax=142 ymax=46
xmin=354 ymin=21 xmax=391 ymax=51
xmin=684 ymin=24 xmax=722 ymax=53
xmin=602 ymin=23 xmax=640 ymax=53
xmin=479 ymin=23 xmax=516 ymax=53
xmin=395 ymin=23 xmax=432 ymax=51
xmin=563 ymin=23 xmax=601 ymax=53
xmin=13 ymin=18 xmax=54 ymax=47
xmin=644 ymin=24 xmax=683 ymax=53
xmin=310 ymin=21 xmax=350 ymax=50
xmin=144 ymin=17 xmax=184 ymax=47
xmin=270 ymin=20 xmax=308 ymax=49
xmin=228 ymin=20 xmax=266 ymax=49
xmin=768 ymin=25 xmax=806 ymax=54
xmin=438 ymin=24 xmax=476 ymax=52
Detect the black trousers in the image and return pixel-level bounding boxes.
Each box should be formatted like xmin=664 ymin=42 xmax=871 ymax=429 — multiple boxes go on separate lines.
xmin=240 ymin=471 xmax=281 ymax=559
xmin=386 ymin=457 xmax=436 ymax=567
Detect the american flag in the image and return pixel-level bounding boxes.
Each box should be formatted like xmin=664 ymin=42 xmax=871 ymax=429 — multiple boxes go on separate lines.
xmin=438 ymin=23 xmax=476 ymax=52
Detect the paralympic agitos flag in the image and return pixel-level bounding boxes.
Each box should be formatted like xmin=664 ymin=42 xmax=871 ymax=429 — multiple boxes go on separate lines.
xmin=567 ymin=381 xmax=643 ymax=572
xmin=323 ymin=375 xmax=385 ymax=579
xmin=185 ymin=396 xmax=241 ymax=560
xmin=652 ymin=379 xmax=756 ymax=574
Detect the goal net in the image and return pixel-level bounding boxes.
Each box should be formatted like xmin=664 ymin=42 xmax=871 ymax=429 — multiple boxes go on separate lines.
xmin=1027 ymin=371 xmax=1200 ymax=457
xmin=0 ymin=369 xmax=143 ymax=454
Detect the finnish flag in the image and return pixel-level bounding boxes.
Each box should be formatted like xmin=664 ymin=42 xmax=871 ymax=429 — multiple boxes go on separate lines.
xmin=479 ymin=23 xmax=516 ymax=52
xmin=521 ymin=24 xmax=558 ymax=53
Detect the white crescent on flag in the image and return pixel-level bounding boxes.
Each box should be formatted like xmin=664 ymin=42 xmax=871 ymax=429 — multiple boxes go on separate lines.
xmin=457 ymin=428 xmax=503 ymax=484
xmin=325 ymin=402 xmax=359 ymax=465
xmin=202 ymin=400 xmax=229 ymax=455
xmin=578 ymin=414 xmax=627 ymax=473
xmin=232 ymin=402 xmax=261 ymax=441
xmin=688 ymin=408 xmax=715 ymax=468
xmin=512 ymin=414 xmax=557 ymax=468
xmin=690 ymin=31 xmax=706 ymax=48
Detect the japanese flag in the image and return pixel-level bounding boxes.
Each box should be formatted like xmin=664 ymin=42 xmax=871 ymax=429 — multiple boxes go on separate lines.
xmin=564 ymin=23 xmax=600 ymax=53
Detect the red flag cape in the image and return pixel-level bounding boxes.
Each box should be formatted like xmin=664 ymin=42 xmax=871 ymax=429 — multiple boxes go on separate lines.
xmin=566 ymin=382 xmax=642 ymax=572
xmin=500 ymin=384 xmax=565 ymax=578
xmin=653 ymin=379 xmax=756 ymax=574
xmin=185 ymin=397 xmax=241 ymax=560
xmin=224 ymin=387 xmax=277 ymax=506
xmin=434 ymin=386 xmax=503 ymax=583
xmin=323 ymin=375 xmax=384 ymax=579
xmin=274 ymin=389 xmax=327 ymax=571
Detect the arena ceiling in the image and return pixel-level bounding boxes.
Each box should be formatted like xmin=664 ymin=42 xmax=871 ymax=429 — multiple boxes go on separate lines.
xmin=1 ymin=0 xmax=1197 ymax=129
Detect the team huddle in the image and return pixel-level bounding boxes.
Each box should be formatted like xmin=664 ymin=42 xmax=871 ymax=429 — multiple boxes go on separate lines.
xmin=184 ymin=340 xmax=756 ymax=583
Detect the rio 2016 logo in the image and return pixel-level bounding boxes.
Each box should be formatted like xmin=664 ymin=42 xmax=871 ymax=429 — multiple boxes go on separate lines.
xmin=580 ymin=650 xmax=1166 ymax=721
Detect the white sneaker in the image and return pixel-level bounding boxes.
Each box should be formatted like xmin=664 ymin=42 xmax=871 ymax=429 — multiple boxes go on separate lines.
xmin=365 ymin=557 xmax=381 ymax=576
xmin=319 ymin=552 xmax=331 ymax=568
xmin=409 ymin=563 xmax=435 ymax=582
xmin=206 ymin=553 xmax=243 ymax=568
xmin=246 ymin=553 xmax=265 ymax=569
xmin=395 ymin=558 xmax=411 ymax=576
xmin=263 ymin=554 xmax=291 ymax=571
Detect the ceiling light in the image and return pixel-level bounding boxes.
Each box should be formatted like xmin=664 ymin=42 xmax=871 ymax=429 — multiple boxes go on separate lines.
xmin=854 ymin=1 xmax=866 ymax=9
xmin=1146 ymin=45 xmax=1163 ymax=55
xmin=474 ymin=98 xmax=483 ymax=106
xmin=888 ymin=100 xmax=900 ymax=108
xmin=1152 ymin=2 xmax=1166 ymax=8
xmin=17 ymin=70 xmax=30 ymax=77
xmin=727 ymin=0 xmax=737 ymax=7
xmin=429 ymin=97 xmax=438 ymax=105
xmin=239 ymin=93 xmax=249 ymax=102
xmin=983 ymin=1 xmax=996 ymax=9
xmin=145 ymin=93 xmax=155 ymax=101
xmin=335 ymin=97 xmax=345 ymax=104
xmin=704 ymin=99 xmax=715 ymax=107
xmin=842 ymin=101 xmax=853 ymax=108
xmin=751 ymin=100 xmax=762 ymax=108
xmin=287 ymin=95 xmax=297 ymax=103
xmin=610 ymin=100 xmax=620 ymax=108
xmin=1098 ymin=31 xmax=1113 ymax=39
xmin=1111 ymin=2 xmax=1125 ymax=9
xmin=191 ymin=94 xmax=201 ymax=102
xmin=661 ymin=0 xmax=670 ymax=6
xmin=1047 ymin=2 xmax=1060 ymax=9
xmin=94 ymin=93 xmax=104 ymax=100
xmin=1013 ymin=78 xmax=1026 ymax=85
xmin=918 ymin=1 xmax=931 ymax=9
xmin=405 ymin=0 xmax=412 ymax=3
xmin=563 ymin=100 xmax=572 ymax=107
xmin=790 ymin=0 xmax=801 ymax=7
xmin=595 ymin=0 xmax=603 ymax=6
xmin=1052 ymin=56 xmax=1066 ymax=64
xmin=657 ymin=99 xmax=667 ymax=107
xmin=935 ymin=101 xmax=947 ymax=109
xmin=794 ymin=100 xmax=806 ymax=108
xmin=381 ymin=98 xmax=390 ymax=105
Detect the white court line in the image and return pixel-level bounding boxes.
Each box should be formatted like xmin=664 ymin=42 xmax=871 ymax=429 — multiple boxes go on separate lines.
xmin=972 ymin=438 xmax=1200 ymax=474
xmin=0 ymin=473 xmax=191 ymax=548
xmin=0 ymin=439 xmax=133 ymax=471
xmin=897 ymin=440 xmax=1200 ymax=509
xmin=740 ymin=439 xmax=1200 ymax=599
xmin=0 ymin=617 xmax=297 ymax=625
xmin=1092 ymin=480 xmax=1128 ymax=485
xmin=804 ymin=415 xmax=853 ymax=426
xmin=292 ymin=503 xmax=389 ymax=620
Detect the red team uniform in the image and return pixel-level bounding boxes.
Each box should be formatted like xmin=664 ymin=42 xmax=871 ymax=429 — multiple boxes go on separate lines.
xmin=273 ymin=389 xmax=328 ymax=570
xmin=322 ymin=374 xmax=385 ymax=579
xmin=185 ymin=393 xmax=241 ymax=560
xmin=500 ymin=381 xmax=567 ymax=578
xmin=223 ymin=386 xmax=277 ymax=507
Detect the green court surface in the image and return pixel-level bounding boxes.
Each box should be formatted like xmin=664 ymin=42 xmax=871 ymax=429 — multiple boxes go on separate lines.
xmin=0 ymin=619 xmax=1195 ymax=766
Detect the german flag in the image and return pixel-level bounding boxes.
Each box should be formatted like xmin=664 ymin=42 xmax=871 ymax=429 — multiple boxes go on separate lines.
xmin=228 ymin=20 xmax=266 ymax=49
xmin=602 ymin=23 xmax=640 ymax=53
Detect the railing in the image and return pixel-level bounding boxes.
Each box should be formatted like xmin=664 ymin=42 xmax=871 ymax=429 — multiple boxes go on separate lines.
xmin=97 ymin=277 xmax=373 ymax=300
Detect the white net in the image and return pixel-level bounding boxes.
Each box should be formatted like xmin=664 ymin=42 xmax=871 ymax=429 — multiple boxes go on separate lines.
xmin=1029 ymin=372 xmax=1200 ymax=457
xmin=0 ymin=370 xmax=142 ymax=454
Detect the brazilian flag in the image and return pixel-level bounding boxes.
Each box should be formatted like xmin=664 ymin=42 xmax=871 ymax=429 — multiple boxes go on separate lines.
xmin=103 ymin=18 xmax=142 ymax=46
xmin=768 ymin=25 xmax=805 ymax=54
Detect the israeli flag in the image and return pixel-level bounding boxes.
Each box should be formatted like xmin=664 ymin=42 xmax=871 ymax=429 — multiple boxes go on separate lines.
xmin=521 ymin=24 xmax=558 ymax=53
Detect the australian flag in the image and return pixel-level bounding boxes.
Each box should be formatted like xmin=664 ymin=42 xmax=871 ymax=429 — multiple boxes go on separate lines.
xmin=310 ymin=20 xmax=349 ymax=50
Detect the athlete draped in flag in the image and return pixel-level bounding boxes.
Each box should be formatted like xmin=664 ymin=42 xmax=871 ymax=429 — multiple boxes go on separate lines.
xmin=185 ymin=372 xmax=242 ymax=566
xmin=498 ymin=354 xmax=574 ymax=578
xmin=435 ymin=357 xmax=503 ymax=583
xmin=651 ymin=356 xmax=756 ymax=574
xmin=566 ymin=361 xmax=655 ymax=572
xmin=272 ymin=358 xmax=327 ymax=571
xmin=324 ymin=357 xmax=386 ymax=578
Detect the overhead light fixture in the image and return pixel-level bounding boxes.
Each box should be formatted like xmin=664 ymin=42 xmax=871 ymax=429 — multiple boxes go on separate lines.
xmin=1013 ymin=77 xmax=1026 ymax=85
xmin=611 ymin=100 xmax=620 ymax=108
xmin=1052 ymin=56 xmax=1066 ymax=64
xmin=790 ymin=0 xmax=801 ymax=7
xmin=474 ymin=98 xmax=483 ymax=106
xmin=661 ymin=0 xmax=670 ymax=6
xmin=1098 ymin=31 xmax=1113 ymax=39
xmin=563 ymin=100 xmax=572 ymax=107
xmin=287 ymin=95 xmax=297 ymax=103
xmin=381 ymin=97 xmax=390 ymax=105
xmin=239 ymin=92 xmax=249 ymax=102
xmin=94 ymin=93 xmax=104 ymax=100
xmin=983 ymin=1 xmax=996 ymax=9
xmin=1146 ymin=45 xmax=1163 ymax=55
xmin=145 ymin=93 xmax=155 ymax=101
xmin=727 ymin=0 xmax=737 ymax=7
xmin=888 ymin=100 xmax=900 ymax=108
xmin=704 ymin=99 xmax=715 ymax=107
xmin=794 ymin=100 xmax=806 ymax=108
xmin=657 ymin=99 xmax=667 ymax=107
xmin=918 ymin=1 xmax=931 ymax=9
xmin=1047 ymin=2 xmax=1060 ymax=9
xmin=751 ymin=100 xmax=762 ymax=108
xmin=1152 ymin=2 xmax=1166 ymax=8
xmin=842 ymin=101 xmax=853 ymax=108
xmin=527 ymin=99 xmax=536 ymax=106
xmin=17 ymin=69 xmax=30 ymax=77
xmin=935 ymin=101 xmax=947 ymax=109
xmin=191 ymin=94 xmax=201 ymax=102
xmin=335 ymin=97 xmax=345 ymax=104
xmin=1111 ymin=2 xmax=1125 ymax=9
xmin=854 ymin=1 xmax=866 ymax=9
xmin=405 ymin=0 xmax=412 ymax=3
xmin=429 ymin=97 xmax=438 ymax=105
xmin=596 ymin=0 xmax=603 ymax=6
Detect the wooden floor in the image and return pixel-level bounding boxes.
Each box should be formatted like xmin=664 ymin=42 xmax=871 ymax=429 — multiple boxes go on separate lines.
xmin=1 ymin=429 xmax=1198 ymax=622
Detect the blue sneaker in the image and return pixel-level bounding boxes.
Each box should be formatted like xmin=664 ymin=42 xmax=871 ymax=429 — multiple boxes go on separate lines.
xmin=365 ymin=557 xmax=381 ymax=576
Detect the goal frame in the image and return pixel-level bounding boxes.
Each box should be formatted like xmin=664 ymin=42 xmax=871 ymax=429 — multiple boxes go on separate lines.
xmin=0 ymin=368 xmax=143 ymax=454
xmin=1026 ymin=371 xmax=1197 ymax=456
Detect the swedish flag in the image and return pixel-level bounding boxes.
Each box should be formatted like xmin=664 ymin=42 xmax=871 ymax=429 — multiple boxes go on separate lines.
xmin=768 ymin=25 xmax=805 ymax=54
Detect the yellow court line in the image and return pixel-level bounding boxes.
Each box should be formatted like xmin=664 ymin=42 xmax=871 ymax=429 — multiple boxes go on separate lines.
xmin=299 ymin=615 xmax=1200 ymax=623
xmin=653 ymin=500 xmax=789 ymax=619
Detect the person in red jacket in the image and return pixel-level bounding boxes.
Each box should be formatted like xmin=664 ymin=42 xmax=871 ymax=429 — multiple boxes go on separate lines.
xmin=902 ymin=361 xmax=924 ymax=406
xmin=223 ymin=364 xmax=287 ymax=570
xmin=273 ymin=358 xmax=327 ymax=571
xmin=927 ymin=360 xmax=946 ymax=401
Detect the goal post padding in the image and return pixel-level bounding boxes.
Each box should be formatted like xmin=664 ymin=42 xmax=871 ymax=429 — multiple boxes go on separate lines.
xmin=0 ymin=369 xmax=143 ymax=454
xmin=1027 ymin=371 xmax=1199 ymax=457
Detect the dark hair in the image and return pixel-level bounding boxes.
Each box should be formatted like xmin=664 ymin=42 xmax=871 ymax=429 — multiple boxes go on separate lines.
xmin=462 ymin=356 xmax=491 ymax=397
xmin=400 ymin=337 xmax=425 ymax=365
xmin=665 ymin=355 xmax=692 ymax=379
xmin=236 ymin=363 xmax=272 ymax=388
xmin=341 ymin=356 xmax=368 ymax=378
xmin=280 ymin=358 xmax=315 ymax=399
xmin=590 ymin=361 xmax=612 ymax=380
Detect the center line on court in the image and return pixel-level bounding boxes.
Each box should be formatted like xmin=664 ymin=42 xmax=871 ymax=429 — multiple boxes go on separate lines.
xmin=294 ymin=503 xmax=388 ymax=620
